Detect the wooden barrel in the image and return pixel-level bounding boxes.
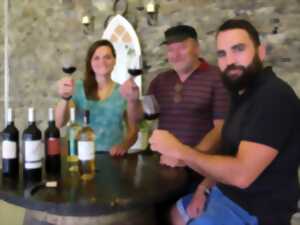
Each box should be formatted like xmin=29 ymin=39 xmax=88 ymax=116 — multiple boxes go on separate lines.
xmin=23 ymin=208 xmax=157 ymax=225
xmin=0 ymin=153 xmax=188 ymax=225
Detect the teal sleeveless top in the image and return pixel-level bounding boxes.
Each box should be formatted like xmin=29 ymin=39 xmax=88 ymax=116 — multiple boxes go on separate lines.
xmin=72 ymin=80 xmax=127 ymax=152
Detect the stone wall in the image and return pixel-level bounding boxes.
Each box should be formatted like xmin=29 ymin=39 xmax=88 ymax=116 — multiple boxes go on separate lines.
xmin=0 ymin=0 xmax=300 ymax=131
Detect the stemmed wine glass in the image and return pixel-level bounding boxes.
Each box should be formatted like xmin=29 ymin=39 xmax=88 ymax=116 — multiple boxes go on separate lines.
xmin=127 ymin=55 xmax=143 ymax=77
xmin=142 ymin=95 xmax=160 ymax=120
xmin=62 ymin=66 xmax=76 ymax=75
xmin=61 ymin=56 xmax=77 ymax=100
xmin=62 ymin=55 xmax=77 ymax=75
xmin=141 ymin=95 xmax=160 ymax=154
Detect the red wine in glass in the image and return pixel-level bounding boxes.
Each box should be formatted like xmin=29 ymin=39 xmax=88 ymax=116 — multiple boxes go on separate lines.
xmin=62 ymin=66 xmax=76 ymax=100
xmin=142 ymin=95 xmax=160 ymax=120
xmin=128 ymin=68 xmax=143 ymax=77
xmin=62 ymin=66 xmax=77 ymax=75
xmin=144 ymin=112 xmax=160 ymax=120
xmin=128 ymin=55 xmax=143 ymax=77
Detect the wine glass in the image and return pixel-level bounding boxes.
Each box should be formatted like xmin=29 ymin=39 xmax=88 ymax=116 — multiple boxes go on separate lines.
xmin=61 ymin=56 xmax=76 ymax=100
xmin=127 ymin=55 xmax=143 ymax=77
xmin=62 ymin=66 xmax=76 ymax=75
xmin=141 ymin=95 xmax=160 ymax=154
xmin=142 ymin=95 xmax=160 ymax=120
xmin=62 ymin=55 xmax=77 ymax=76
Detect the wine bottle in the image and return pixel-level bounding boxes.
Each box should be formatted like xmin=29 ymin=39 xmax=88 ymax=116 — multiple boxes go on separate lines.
xmin=1 ymin=108 xmax=19 ymax=178
xmin=67 ymin=107 xmax=80 ymax=172
xmin=23 ymin=107 xmax=43 ymax=183
xmin=45 ymin=108 xmax=61 ymax=176
xmin=77 ymin=110 xmax=95 ymax=181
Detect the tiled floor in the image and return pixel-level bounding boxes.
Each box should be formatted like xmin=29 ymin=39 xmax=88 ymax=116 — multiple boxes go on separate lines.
xmin=0 ymin=200 xmax=299 ymax=225
xmin=0 ymin=201 xmax=25 ymax=225
xmin=292 ymin=213 xmax=300 ymax=225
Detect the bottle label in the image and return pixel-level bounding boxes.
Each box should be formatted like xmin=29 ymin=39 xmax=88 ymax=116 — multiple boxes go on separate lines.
xmin=2 ymin=141 xmax=17 ymax=159
xmin=68 ymin=139 xmax=77 ymax=156
xmin=47 ymin=138 xmax=60 ymax=155
xmin=78 ymin=141 xmax=95 ymax=161
xmin=24 ymin=140 xmax=43 ymax=169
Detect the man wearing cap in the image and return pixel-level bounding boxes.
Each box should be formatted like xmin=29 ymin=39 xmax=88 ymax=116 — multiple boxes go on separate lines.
xmin=121 ymin=25 xmax=229 ymax=172
xmin=149 ymin=19 xmax=300 ymax=225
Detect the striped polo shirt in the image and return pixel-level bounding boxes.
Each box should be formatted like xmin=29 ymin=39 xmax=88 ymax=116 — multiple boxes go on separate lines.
xmin=148 ymin=59 xmax=229 ymax=146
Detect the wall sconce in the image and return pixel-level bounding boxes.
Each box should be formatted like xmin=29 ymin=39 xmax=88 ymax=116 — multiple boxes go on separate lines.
xmin=82 ymin=16 xmax=90 ymax=25
xmin=81 ymin=15 xmax=94 ymax=34
xmin=145 ymin=0 xmax=158 ymax=26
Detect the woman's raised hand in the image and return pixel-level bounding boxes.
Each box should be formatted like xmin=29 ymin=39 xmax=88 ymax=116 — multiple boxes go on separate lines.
xmin=120 ymin=78 xmax=140 ymax=102
xmin=58 ymin=77 xmax=75 ymax=99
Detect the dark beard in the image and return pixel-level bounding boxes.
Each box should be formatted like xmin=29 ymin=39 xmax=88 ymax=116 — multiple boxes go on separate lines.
xmin=221 ymin=54 xmax=263 ymax=94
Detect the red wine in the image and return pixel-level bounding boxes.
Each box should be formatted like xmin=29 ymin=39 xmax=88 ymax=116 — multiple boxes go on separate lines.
xmin=128 ymin=69 xmax=143 ymax=77
xmin=62 ymin=66 xmax=76 ymax=75
xmin=1 ymin=108 xmax=19 ymax=178
xmin=23 ymin=108 xmax=43 ymax=183
xmin=45 ymin=108 xmax=61 ymax=176
xmin=144 ymin=113 xmax=160 ymax=120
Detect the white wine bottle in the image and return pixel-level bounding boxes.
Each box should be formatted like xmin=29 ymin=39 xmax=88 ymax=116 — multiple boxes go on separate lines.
xmin=67 ymin=107 xmax=80 ymax=172
xmin=77 ymin=110 xmax=95 ymax=181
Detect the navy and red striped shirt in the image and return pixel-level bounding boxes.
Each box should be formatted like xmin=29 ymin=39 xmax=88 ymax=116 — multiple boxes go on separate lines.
xmin=148 ymin=59 xmax=229 ymax=146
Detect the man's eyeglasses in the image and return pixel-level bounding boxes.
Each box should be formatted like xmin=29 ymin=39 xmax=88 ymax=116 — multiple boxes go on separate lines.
xmin=174 ymin=82 xmax=183 ymax=103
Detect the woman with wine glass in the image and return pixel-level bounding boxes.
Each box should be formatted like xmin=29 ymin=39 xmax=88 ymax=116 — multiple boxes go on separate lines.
xmin=55 ymin=39 xmax=138 ymax=156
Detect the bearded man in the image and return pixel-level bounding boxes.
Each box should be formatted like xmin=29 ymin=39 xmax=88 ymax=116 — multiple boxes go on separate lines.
xmin=149 ymin=19 xmax=300 ymax=225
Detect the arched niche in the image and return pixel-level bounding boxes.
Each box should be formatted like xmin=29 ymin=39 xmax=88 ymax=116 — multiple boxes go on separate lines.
xmin=102 ymin=15 xmax=142 ymax=93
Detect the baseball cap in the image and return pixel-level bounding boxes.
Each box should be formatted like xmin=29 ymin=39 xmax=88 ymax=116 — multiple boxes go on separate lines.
xmin=161 ymin=24 xmax=198 ymax=45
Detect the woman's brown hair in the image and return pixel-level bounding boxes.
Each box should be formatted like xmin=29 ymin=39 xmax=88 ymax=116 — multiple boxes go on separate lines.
xmin=83 ymin=39 xmax=116 ymax=100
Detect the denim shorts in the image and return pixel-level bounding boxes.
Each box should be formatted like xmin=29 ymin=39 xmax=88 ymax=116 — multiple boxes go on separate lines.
xmin=176 ymin=186 xmax=258 ymax=225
